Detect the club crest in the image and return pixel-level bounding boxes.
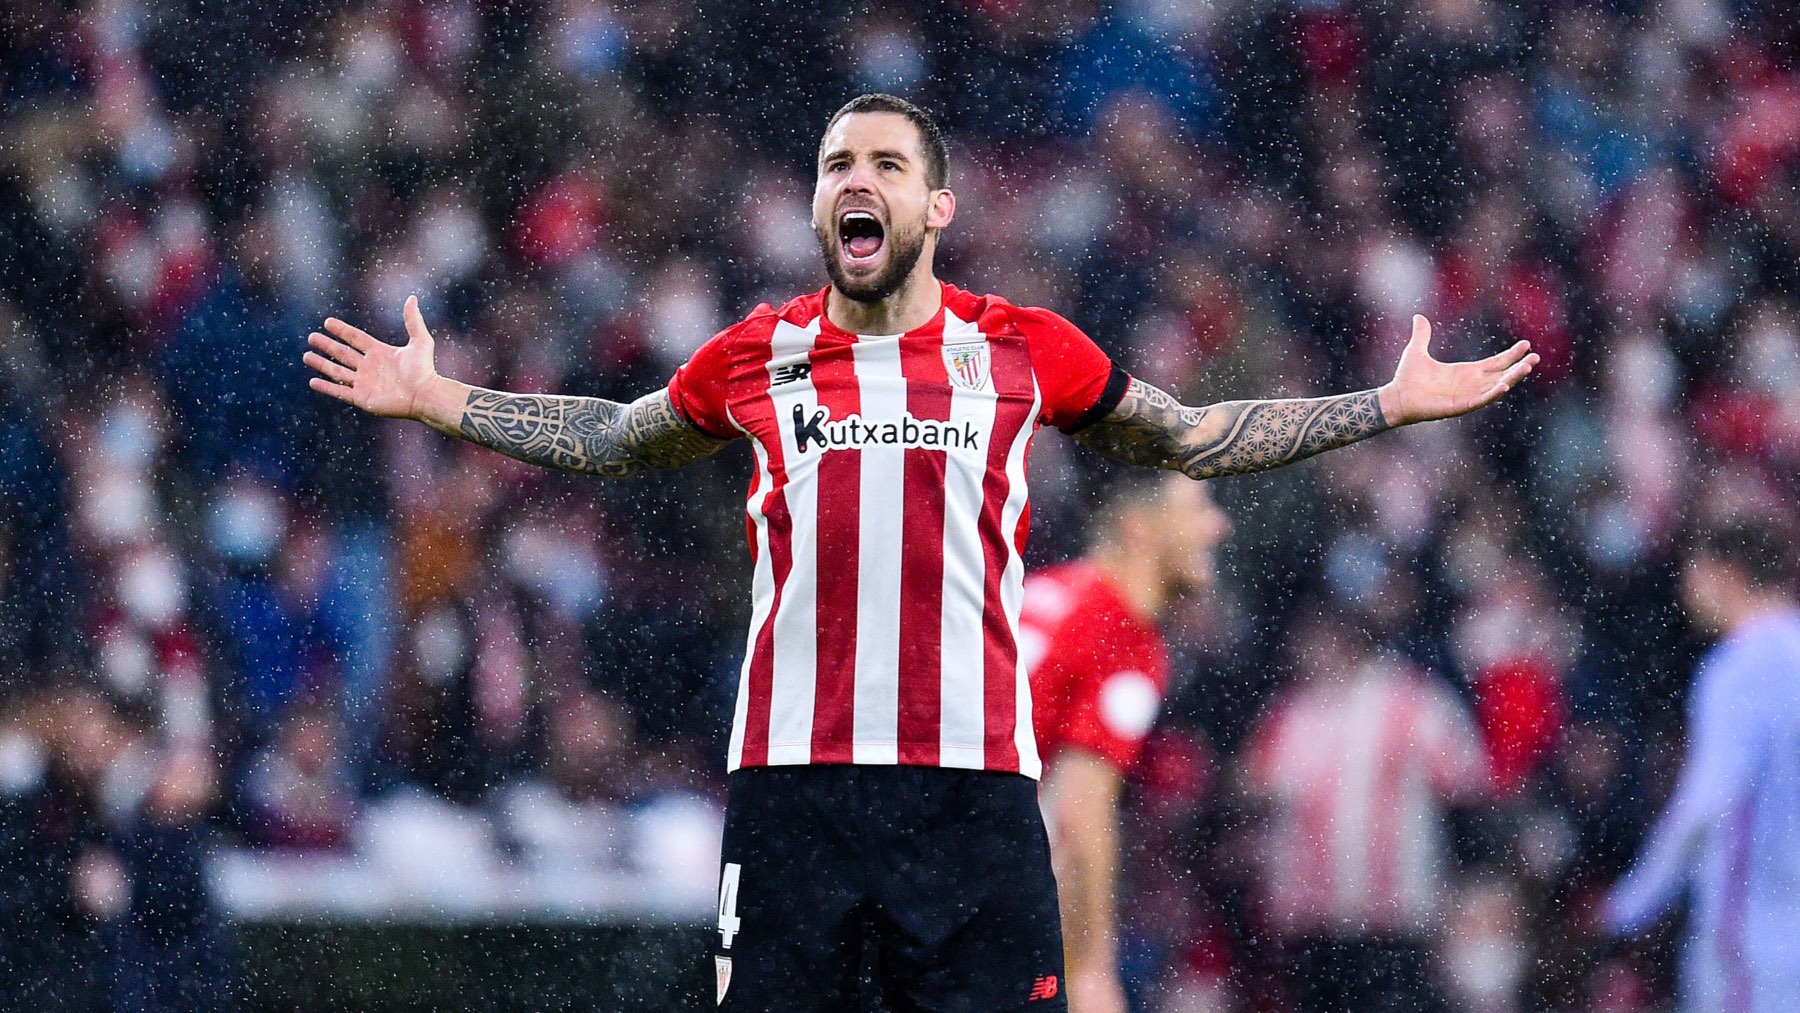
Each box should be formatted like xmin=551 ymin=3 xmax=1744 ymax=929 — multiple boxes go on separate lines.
xmin=942 ymin=341 xmax=991 ymax=391
xmin=716 ymin=956 xmax=732 ymax=1005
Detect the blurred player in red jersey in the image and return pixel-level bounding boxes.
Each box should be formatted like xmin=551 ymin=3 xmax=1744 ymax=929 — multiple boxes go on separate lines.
xmin=1022 ymin=471 xmax=1231 ymax=1013
xmin=305 ymin=91 xmax=1537 ymax=1011
xmin=1244 ymin=612 xmax=1486 ymax=1013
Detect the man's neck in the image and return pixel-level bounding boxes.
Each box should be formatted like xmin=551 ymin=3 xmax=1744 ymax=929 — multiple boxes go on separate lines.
xmin=1726 ymin=591 xmax=1798 ymax=635
xmin=826 ymin=268 xmax=943 ymax=336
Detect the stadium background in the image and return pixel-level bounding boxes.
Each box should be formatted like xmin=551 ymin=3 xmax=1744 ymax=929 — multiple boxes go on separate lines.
xmin=1 ymin=0 xmax=1797 ymax=1009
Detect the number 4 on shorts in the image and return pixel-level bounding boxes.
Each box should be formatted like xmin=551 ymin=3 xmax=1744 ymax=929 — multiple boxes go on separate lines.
xmin=717 ymin=863 xmax=743 ymax=949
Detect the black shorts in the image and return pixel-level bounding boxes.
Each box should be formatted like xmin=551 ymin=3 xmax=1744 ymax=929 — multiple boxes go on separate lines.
xmin=712 ymin=764 xmax=1068 ymax=1013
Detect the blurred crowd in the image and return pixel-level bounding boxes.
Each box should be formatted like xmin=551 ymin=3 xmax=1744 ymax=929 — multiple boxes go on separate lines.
xmin=2 ymin=0 xmax=1798 ymax=1009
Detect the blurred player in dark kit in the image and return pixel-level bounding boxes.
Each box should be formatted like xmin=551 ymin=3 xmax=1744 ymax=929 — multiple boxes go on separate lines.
xmin=306 ymin=93 xmax=1537 ymax=1011
xmin=1021 ymin=471 xmax=1231 ymax=1013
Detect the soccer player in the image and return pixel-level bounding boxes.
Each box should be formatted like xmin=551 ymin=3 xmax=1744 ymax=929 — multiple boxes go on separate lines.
xmin=1020 ymin=471 xmax=1231 ymax=1013
xmin=304 ymin=93 xmax=1537 ymax=1012
xmin=1243 ymin=611 xmax=1486 ymax=1013
xmin=1605 ymin=513 xmax=1800 ymax=1011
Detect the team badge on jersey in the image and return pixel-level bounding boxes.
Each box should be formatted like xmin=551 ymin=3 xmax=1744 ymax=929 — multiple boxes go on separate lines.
xmin=942 ymin=340 xmax=991 ymax=391
xmin=715 ymin=956 xmax=732 ymax=1005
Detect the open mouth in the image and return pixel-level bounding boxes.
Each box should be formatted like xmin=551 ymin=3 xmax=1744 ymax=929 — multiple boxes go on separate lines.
xmin=839 ymin=210 xmax=885 ymax=263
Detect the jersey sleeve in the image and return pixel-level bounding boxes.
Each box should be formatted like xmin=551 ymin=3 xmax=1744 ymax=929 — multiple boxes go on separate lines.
xmin=1056 ymin=642 xmax=1167 ymax=772
xmin=1010 ymin=305 xmax=1128 ymax=432
xmin=666 ymin=327 xmax=738 ymax=439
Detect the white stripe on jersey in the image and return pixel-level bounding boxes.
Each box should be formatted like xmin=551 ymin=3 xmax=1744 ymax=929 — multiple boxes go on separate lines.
xmin=850 ymin=335 xmax=906 ymax=764
xmin=728 ymin=431 xmax=775 ymax=770
xmin=1001 ymin=363 xmax=1043 ymax=779
xmin=938 ymin=308 xmax=999 ymax=770
xmin=1333 ymin=679 xmax=1386 ymax=918
xmin=763 ymin=317 xmax=823 ymax=765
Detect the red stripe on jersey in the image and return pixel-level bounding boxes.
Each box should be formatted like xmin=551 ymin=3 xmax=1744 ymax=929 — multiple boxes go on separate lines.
xmin=894 ymin=325 xmax=954 ymax=765
xmin=736 ymin=322 xmax=790 ymax=768
xmin=1013 ymin=499 xmax=1033 ymax=558
xmin=807 ymin=327 xmax=862 ymax=763
xmin=1366 ymin=690 xmax=1411 ymax=914
xmin=977 ymin=332 xmax=1034 ymax=770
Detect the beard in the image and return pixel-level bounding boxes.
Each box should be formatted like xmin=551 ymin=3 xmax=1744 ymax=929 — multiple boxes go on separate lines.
xmin=1169 ymin=551 xmax=1216 ymax=598
xmin=817 ymin=215 xmax=928 ymax=304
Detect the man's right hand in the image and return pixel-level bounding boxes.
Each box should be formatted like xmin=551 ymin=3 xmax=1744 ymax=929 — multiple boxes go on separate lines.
xmin=306 ymin=295 xmax=728 ymax=475
xmin=306 ymin=295 xmax=448 ymax=423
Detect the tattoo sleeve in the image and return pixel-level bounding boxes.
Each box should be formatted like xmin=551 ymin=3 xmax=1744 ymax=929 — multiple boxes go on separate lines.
xmin=456 ymin=387 xmax=728 ymax=476
xmin=1074 ymin=378 xmax=1391 ymax=479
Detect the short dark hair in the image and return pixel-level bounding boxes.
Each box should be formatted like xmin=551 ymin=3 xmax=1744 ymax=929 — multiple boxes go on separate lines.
xmin=1087 ymin=467 xmax=1180 ymax=546
xmin=1686 ymin=514 xmax=1795 ymax=588
xmin=820 ymin=94 xmax=950 ymax=190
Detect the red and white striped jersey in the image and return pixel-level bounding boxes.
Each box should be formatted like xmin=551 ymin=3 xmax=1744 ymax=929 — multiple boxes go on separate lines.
xmin=1244 ymin=661 xmax=1488 ymax=937
xmin=667 ymin=283 xmax=1124 ymax=777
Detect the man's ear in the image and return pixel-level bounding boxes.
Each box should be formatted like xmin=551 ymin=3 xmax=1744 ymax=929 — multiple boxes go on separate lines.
xmin=927 ymin=188 xmax=956 ymax=230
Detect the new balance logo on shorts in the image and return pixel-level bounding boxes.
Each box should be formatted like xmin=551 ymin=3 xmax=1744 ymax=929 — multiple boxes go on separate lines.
xmin=1028 ymin=974 xmax=1059 ymax=1001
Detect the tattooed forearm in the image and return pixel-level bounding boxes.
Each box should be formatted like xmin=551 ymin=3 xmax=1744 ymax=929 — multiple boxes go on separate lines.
xmin=1076 ymin=378 xmax=1390 ymax=479
xmin=457 ymin=388 xmax=727 ymax=476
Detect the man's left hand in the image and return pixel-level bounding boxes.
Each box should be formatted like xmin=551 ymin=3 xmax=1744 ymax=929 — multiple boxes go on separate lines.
xmin=1378 ymin=315 xmax=1539 ymax=426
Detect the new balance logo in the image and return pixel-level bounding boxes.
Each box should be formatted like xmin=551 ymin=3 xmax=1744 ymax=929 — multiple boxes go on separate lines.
xmin=791 ymin=404 xmax=984 ymax=454
xmin=1028 ymin=975 xmax=1059 ymax=1001
xmin=771 ymin=362 xmax=811 ymax=386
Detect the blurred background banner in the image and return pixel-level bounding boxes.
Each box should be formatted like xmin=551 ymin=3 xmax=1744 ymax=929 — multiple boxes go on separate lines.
xmin=1 ymin=0 xmax=1797 ymax=1009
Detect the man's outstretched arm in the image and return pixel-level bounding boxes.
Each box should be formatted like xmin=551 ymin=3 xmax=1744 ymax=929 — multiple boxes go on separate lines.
xmin=305 ymin=296 xmax=728 ymax=476
xmin=1075 ymin=315 xmax=1538 ymax=479
xmin=450 ymin=387 xmax=725 ymax=476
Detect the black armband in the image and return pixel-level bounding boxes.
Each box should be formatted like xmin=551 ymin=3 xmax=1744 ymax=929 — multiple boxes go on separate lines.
xmin=1064 ymin=366 xmax=1131 ymax=434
